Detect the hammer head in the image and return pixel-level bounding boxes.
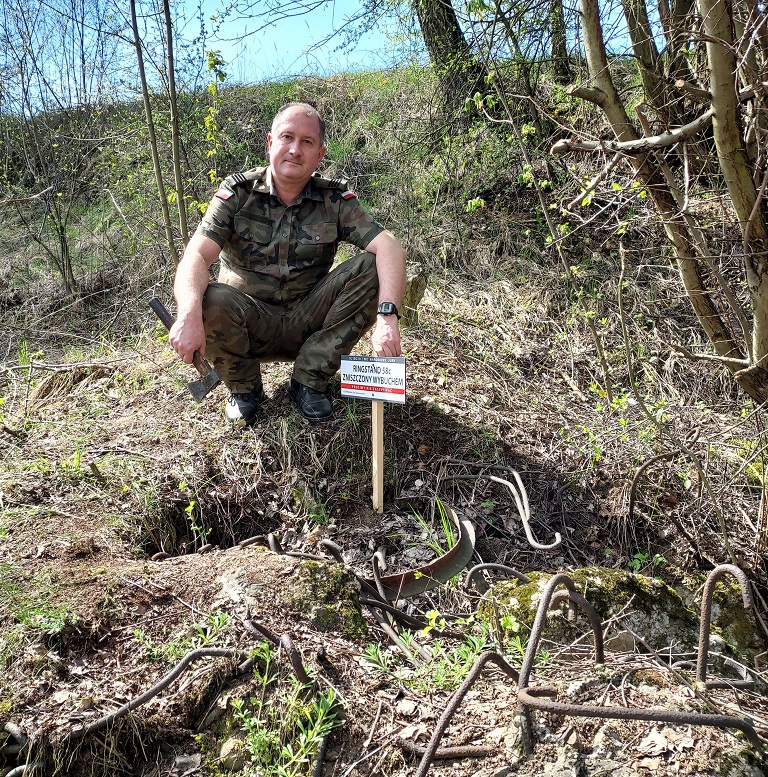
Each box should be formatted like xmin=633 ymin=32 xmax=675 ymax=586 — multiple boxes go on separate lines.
xmin=187 ymin=368 xmax=221 ymax=402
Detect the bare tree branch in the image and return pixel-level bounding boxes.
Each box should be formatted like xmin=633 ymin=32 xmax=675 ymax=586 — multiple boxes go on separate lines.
xmin=551 ymin=107 xmax=714 ymax=155
xmin=564 ymin=151 xmax=622 ymax=212
xmin=0 ymin=186 xmax=54 ymax=207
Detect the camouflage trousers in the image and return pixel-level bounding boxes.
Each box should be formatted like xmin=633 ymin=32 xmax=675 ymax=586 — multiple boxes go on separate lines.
xmin=202 ymin=252 xmax=379 ymax=392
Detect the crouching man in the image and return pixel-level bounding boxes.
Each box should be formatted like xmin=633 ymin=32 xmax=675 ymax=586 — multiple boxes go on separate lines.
xmin=169 ymin=101 xmax=406 ymax=423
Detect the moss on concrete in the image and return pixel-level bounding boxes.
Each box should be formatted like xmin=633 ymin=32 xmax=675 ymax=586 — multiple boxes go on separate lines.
xmin=479 ymin=567 xmax=764 ymax=670
xmin=715 ymin=746 xmax=767 ymax=776
xmin=478 ymin=568 xmax=702 ymax=654
xmin=284 ymin=560 xmax=367 ymax=640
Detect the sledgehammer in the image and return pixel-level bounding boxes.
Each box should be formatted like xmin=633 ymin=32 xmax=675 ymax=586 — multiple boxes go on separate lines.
xmin=149 ymin=297 xmax=221 ymax=402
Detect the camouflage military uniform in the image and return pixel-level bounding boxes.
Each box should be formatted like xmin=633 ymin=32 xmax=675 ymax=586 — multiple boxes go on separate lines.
xmin=196 ymin=166 xmax=384 ymax=392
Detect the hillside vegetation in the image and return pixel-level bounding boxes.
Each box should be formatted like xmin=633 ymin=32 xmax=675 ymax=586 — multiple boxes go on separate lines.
xmin=1 ymin=66 xmax=767 ymax=775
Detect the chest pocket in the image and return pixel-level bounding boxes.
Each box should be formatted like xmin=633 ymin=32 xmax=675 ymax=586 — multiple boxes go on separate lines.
xmin=296 ymin=222 xmax=338 ymax=261
xmin=233 ymin=213 xmax=273 ymax=246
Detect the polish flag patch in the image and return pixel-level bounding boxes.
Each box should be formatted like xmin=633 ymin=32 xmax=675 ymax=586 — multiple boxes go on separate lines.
xmin=215 ymin=187 xmax=234 ymax=200
xmin=341 ymin=190 xmax=357 ymax=200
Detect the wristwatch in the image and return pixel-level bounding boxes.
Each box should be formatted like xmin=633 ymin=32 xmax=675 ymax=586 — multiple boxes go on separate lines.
xmin=377 ymin=302 xmax=401 ymax=318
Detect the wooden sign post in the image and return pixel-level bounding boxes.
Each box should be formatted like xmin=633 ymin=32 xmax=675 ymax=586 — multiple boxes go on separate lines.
xmin=340 ymin=355 xmax=407 ymax=514
xmin=371 ymin=400 xmax=384 ymax=512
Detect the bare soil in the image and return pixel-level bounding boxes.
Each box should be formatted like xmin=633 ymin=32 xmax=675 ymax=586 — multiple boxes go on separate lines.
xmin=2 ymin=280 xmax=768 ymax=776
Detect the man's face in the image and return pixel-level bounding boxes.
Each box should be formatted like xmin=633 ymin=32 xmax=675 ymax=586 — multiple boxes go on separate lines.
xmin=267 ymin=109 xmax=326 ymax=190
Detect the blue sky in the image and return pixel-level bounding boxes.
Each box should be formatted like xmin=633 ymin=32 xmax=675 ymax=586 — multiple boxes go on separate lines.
xmin=190 ymin=0 xmax=414 ymax=83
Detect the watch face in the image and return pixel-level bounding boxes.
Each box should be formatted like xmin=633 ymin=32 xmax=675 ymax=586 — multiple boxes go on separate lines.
xmin=378 ymin=302 xmax=398 ymax=315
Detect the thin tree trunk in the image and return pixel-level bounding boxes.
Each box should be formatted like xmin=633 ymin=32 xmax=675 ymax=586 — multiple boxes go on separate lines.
xmin=620 ymin=0 xmax=673 ymax=120
xmin=576 ymin=0 xmax=746 ymax=364
xmin=550 ymin=0 xmax=572 ymax=84
xmin=163 ymin=0 xmax=188 ymax=248
xmin=699 ymin=0 xmax=768 ymax=370
xmin=129 ymin=0 xmax=179 ymax=265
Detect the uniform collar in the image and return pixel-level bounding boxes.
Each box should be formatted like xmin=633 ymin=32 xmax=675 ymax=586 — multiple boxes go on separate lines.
xmin=262 ymin=166 xmax=324 ymax=204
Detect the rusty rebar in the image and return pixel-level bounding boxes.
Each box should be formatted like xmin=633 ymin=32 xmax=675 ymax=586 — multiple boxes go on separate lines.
xmin=359 ymin=598 xmax=428 ymax=631
xmin=697 ymin=564 xmax=754 ymax=688
xmin=1 ymin=722 xmax=28 ymax=757
xmin=237 ymin=534 xmax=264 ymax=548
xmin=465 ymin=563 xmax=531 ymax=594
xmin=267 ymin=533 xmax=284 ymax=554
xmin=550 ymin=589 xmax=603 ymax=643
xmin=518 ymin=686 xmax=763 ymax=750
xmin=444 ymin=472 xmax=561 ymax=550
xmin=65 ymin=648 xmax=244 ymax=740
xmin=517 ymin=574 xmax=605 ymax=754
xmin=397 ymin=737 xmax=493 ymax=759
xmin=318 ymin=539 xmax=344 ymax=562
xmin=518 ymin=574 xmax=605 ymax=691
xmin=242 ymin=619 xmax=311 ymax=685
xmin=413 ymin=651 xmax=519 ymax=777
xmin=372 ymin=550 xmax=391 ymax=604
xmin=517 ymin=574 xmax=762 ymax=754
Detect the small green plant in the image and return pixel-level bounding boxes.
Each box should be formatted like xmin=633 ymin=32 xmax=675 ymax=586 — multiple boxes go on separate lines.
xmin=193 ymin=611 xmax=229 ymax=646
xmin=628 ymin=551 xmax=667 ymax=573
xmin=17 ymin=339 xmax=29 ymax=365
xmin=21 ymin=603 xmax=74 ymax=635
xmin=179 ymin=481 xmax=211 ymax=544
xmin=500 ymin=613 xmax=521 ymax=634
xmin=518 ymin=163 xmax=535 ymax=188
xmin=363 ymin=623 xmax=494 ymax=691
xmin=133 ymin=610 xmax=231 ymax=661
xmin=506 ymin=634 xmax=528 ymax=664
xmin=291 ymin=486 xmax=331 ymax=528
xmin=422 ymin=609 xmax=447 ymax=636
xmin=203 ymin=50 xmax=227 ymax=186
xmin=362 ymin=642 xmax=394 ymax=674
xmin=307 ymin=498 xmax=330 ymax=527
xmin=409 ymin=497 xmax=456 ymax=556
xmin=133 ymin=628 xmax=187 ymax=662
xmin=233 ymin=641 xmax=341 ymax=777
xmin=59 ymin=443 xmax=85 ymax=476
xmin=465 ymin=196 xmax=486 ymax=213
xmin=0 ymin=565 xmax=76 ymax=639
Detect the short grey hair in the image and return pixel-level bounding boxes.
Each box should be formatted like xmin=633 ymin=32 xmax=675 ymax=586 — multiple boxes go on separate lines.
xmin=272 ymin=102 xmax=326 ymax=146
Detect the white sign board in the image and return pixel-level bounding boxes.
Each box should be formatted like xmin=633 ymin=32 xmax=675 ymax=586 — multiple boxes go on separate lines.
xmin=340 ymin=355 xmax=406 ymax=404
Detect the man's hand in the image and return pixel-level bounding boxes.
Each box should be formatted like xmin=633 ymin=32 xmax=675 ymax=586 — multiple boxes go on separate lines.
xmin=170 ymin=233 xmax=221 ymax=364
xmin=371 ymin=315 xmax=401 ymax=357
xmin=365 ymin=229 xmax=406 ymax=358
xmin=169 ymin=313 xmax=207 ymax=364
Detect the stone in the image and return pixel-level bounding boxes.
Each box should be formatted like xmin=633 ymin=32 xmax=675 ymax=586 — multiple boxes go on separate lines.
xmin=479 ymin=568 xmax=762 ymax=662
xmin=401 ymin=269 xmax=428 ymax=326
xmin=603 ymin=629 xmax=636 ymax=653
xmin=219 ymin=737 xmax=248 ymax=771
xmin=541 ymin=743 xmax=584 ymax=776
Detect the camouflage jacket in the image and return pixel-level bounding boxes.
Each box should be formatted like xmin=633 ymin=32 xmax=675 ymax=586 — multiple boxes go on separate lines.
xmin=196 ymin=166 xmax=385 ymax=305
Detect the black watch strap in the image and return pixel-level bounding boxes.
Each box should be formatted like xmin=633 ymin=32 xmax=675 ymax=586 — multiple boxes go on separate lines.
xmin=377 ymin=302 xmax=401 ymax=319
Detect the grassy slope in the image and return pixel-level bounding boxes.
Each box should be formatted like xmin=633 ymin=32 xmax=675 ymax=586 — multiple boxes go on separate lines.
xmin=1 ymin=65 xmax=767 ymax=773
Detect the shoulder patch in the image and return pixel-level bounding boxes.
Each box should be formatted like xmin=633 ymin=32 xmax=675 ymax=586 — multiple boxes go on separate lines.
xmin=222 ymin=168 xmax=266 ymax=190
xmin=341 ymin=190 xmax=357 ymax=200
xmin=215 ymin=187 xmax=234 ymax=200
xmin=311 ymin=173 xmax=348 ymax=190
